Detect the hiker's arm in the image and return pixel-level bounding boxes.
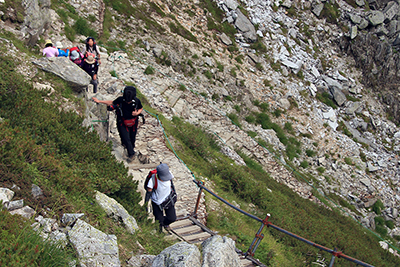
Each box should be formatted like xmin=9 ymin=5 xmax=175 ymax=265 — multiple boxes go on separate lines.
xmin=92 ymin=97 xmax=113 ymax=105
xmin=132 ymin=108 xmax=143 ymax=116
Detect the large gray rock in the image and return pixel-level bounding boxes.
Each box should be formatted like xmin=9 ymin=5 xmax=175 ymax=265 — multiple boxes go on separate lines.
xmin=21 ymin=0 xmax=52 ymax=46
xmin=383 ymin=1 xmax=399 ymax=21
xmin=9 ymin=206 xmax=35 ymax=219
xmin=201 ymin=235 xmax=240 ymax=267
xmin=350 ymin=14 xmax=362 ymax=24
xmin=68 ymin=219 xmax=120 ymax=267
xmin=234 ymin=10 xmax=257 ymax=42
xmin=127 ymin=255 xmax=156 ymax=267
xmin=350 ymin=26 xmax=358 ymax=39
xmin=219 ymin=33 xmax=232 ymax=46
xmin=329 ymin=87 xmax=347 ymax=106
xmin=0 ymin=188 xmax=14 ymax=204
xmin=61 ymin=213 xmax=85 ymax=227
xmin=346 ymin=101 xmax=363 ymax=114
xmin=312 ymin=3 xmax=324 ymax=17
xmin=368 ymin=11 xmax=385 ymax=26
xmin=152 ymin=242 xmax=201 ymax=267
xmin=32 ymin=57 xmax=91 ymax=89
xmin=223 ymin=0 xmax=239 ymax=10
xmin=32 ymin=184 xmax=43 ymax=198
xmin=5 ymin=199 xmax=24 ymax=211
xmin=95 ymin=191 xmax=139 ymax=234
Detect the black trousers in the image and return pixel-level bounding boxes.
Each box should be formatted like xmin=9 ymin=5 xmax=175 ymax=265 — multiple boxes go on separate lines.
xmin=117 ymin=122 xmax=138 ymax=157
xmin=152 ymin=200 xmax=176 ymax=228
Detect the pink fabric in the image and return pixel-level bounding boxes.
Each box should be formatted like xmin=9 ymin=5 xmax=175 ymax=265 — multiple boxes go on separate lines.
xmin=43 ymin=47 xmax=59 ymax=58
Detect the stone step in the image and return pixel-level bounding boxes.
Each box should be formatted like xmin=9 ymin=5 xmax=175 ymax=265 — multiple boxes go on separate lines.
xmin=173 ymin=225 xmax=202 ymax=235
xmin=169 ymin=219 xmax=193 ymax=229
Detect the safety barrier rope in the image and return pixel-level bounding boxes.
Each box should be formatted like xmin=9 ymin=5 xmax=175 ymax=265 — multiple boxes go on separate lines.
xmin=193 ymin=180 xmax=375 ymax=267
xmin=95 ymin=44 xmax=400 ymax=253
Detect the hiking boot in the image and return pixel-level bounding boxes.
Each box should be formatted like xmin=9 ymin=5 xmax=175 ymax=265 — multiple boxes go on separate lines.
xmin=127 ymin=153 xmax=136 ymax=163
xmin=137 ymin=152 xmax=150 ymax=164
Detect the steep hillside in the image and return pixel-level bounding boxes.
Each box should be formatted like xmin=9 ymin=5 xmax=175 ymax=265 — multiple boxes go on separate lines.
xmin=2 ymin=0 xmax=400 ymax=266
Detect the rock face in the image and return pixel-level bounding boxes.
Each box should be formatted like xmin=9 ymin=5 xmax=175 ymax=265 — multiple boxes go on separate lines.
xmin=95 ymin=191 xmax=139 ymax=234
xmin=32 ymin=57 xmax=91 ymax=90
xmin=20 ymin=0 xmax=52 ymax=46
xmin=151 ymin=242 xmax=201 ymax=267
xmin=127 ymin=255 xmax=156 ymax=267
xmin=0 ymin=188 xmax=14 ymax=204
xmin=68 ymin=219 xmax=120 ymax=267
xmin=201 ymin=235 xmax=241 ymax=267
xmin=234 ymin=10 xmax=257 ymax=42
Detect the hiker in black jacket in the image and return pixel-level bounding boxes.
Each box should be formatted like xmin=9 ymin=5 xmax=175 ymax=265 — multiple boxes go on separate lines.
xmin=92 ymin=86 xmax=143 ymax=161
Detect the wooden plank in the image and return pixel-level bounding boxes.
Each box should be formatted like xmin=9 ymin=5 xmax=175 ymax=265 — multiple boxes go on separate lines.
xmin=188 ymin=216 xmax=215 ymax=236
xmin=183 ymin=232 xmax=211 ymax=242
xmin=170 ymin=219 xmax=193 ymax=229
xmin=173 ymin=225 xmax=202 ymax=235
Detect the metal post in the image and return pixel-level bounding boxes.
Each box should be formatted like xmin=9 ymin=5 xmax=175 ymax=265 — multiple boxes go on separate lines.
xmin=328 ymin=248 xmax=337 ymax=267
xmin=192 ymin=182 xmax=204 ymax=217
xmin=246 ymin=214 xmax=270 ymax=256
xmin=252 ymin=233 xmax=264 ymax=255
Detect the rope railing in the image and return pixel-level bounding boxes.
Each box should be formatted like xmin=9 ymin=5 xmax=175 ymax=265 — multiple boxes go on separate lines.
xmin=192 ymin=180 xmax=375 ymax=267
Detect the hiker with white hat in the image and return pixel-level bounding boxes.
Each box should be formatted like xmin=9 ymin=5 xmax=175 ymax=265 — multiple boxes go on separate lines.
xmin=144 ymin=163 xmax=177 ymax=231
xmin=56 ymin=41 xmax=69 ymax=57
xmin=81 ymin=55 xmax=99 ymax=93
xmin=42 ymin=39 xmax=59 ymax=58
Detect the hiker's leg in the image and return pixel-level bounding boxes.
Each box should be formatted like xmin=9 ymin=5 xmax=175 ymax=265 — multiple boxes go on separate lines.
xmin=163 ymin=204 xmax=176 ymax=226
xmin=91 ymin=79 xmax=98 ymax=93
xmin=129 ymin=123 xmax=138 ymax=153
xmin=151 ymin=201 xmax=164 ymax=228
xmin=118 ymin=125 xmax=135 ymax=156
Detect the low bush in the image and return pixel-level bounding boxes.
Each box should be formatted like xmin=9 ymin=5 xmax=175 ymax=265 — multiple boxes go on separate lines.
xmin=144 ymin=66 xmax=155 ymax=75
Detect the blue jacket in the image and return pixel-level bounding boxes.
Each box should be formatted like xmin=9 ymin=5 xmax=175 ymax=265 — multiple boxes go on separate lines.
xmin=58 ymin=49 xmax=69 ymax=57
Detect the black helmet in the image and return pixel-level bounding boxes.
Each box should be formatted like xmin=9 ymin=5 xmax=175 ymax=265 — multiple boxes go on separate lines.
xmin=123 ymin=86 xmax=136 ymax=102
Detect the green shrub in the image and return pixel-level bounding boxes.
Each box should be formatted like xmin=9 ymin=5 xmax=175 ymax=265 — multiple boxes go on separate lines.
xmin=273 ymin=109 xmax=282 ymax=118
xmin=284 ymin=122 xmax=293 ymax=132
xmin=212 ymin=93 xmax=219 ymax=101
xmin=320 ymin=2 xmax=341 ymax=24
xmin=179 ymin=84 xmax=186 ymax=91
xmin=306 ymin=149 xmax=316 ymax=157
xmin=247 ymin=131 xmax=257 ymax=138
xmin=224 ymin=96 xmax=232 ymax=101
xmin=259 ymin=102 xmax=269 ymax=112
xmin=250 ymin=39 xmax=267 ymax=53
xmin=385 ymin=220 xmax=395 ymax=229
xmin=230 ymin=68 xmax=237 ymax=77
xmin=204 ymin=70 xmax=213 ymax=80
xmin=245 ymin=115 xmax=255 ymax=124
xmin=344 ymin=157 xmax=354 ymax=165
xmin=316 ymin=167 xmax=325 ymax=173
xmin=216 ymin=61 xmax=224 ymax=72
xmin=227 ymin=113 xmax=241 ymax=128
xmin=375 ymin=225 xmax=388 ymax=237
xmin=144 ymin=66 xmax=155 ymax=75
xmin=74 ymin=17 xmax=98 ymax=39
xmin=110 ymin=70 xmax=118 ymax=77
xmin=316 ymin=92 xmax=336 ymax=109
xmin=235 ymin=55 xmax=243 ymax=64
xmin=234 ymin=105 xmax=240 ymax=113
xmin=372 ymin=199 xmax=384 ymax=215
xmin=300 ymin=161 xmax=309 ymax=168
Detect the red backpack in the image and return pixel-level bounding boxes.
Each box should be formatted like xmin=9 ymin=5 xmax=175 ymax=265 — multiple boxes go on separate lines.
xmin=144 ymin=169 xmax=158 ymax=190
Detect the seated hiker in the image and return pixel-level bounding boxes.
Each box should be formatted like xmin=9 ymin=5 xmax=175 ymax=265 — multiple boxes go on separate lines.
xmin=81 ymin=37 xmax=101 ymax=65
xmin=42 ymin=39 xmax=59 ymax=58
xmin=92 ymin=86 xmax=143 ymax=161
xmin=69 ymin=47 xmax=84 ymax=66
xmin=144 ymin=163 xmax=177 ymax=231
xmin=81 ymin=55 xmax=98 ymax=93
xmin=56 ymin=41 xmax=69 ymax=57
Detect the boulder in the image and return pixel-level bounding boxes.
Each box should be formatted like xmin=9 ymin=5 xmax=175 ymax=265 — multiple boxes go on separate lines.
xmin=95 ymin=191 xmax=139 ymax=234
xmin=223 ymin=0 xmax=239 ymax=10
xmin=393 ymin=33 xmax=400 ymax=45
xmin=68 ymin=219 xmax=120 ymax=267
xmin=234 ymin=10 xmax=257 ymax=42
xmin=201 ymin=235 xmax=240 ymax=267
xmin=219 ymin=33 xmax=232 ymax=46
xmin=5 ymin=199 xmax=24 ymax=211
xmin=152 ymin=242 xmax=201 ymax=267
xmin=0 ymin=188 xmax=14 ymax=204
xmin=32 ymin=57 xmax=91 ymax=90
xmin=60 ymin=213 xmax=85 ymax=227
xmin=127 ymin=255 xmax=156 ymax=267
xmin=350 ymin=14 xmax=362 ymax=24
xmin=356 ymin=0 xmax=365 ymax=6
xmin=358 ymin=18 xmax=369 ymax=29
xmin=20 ymin=0 xmax=52 ymax=46
xmin=323 ymin=76 xmax=343 ymax=90
xmin=312 ymin=3 xmax=324 ymax=17
xmin=278 ymin=98 xmax=291 ymax=110
xmin=367 ymin=162 xmax=379 ymax=172
xmin=329 ymin=87 xmax=347 ymax=106
xmin=281 ymin=0 xmax=292 ymax=8
xmin=9 ymin=206 xmax=35 ymax=219
xmin=32 ymin=184 xmax=43 ymax=198
xmin=350 ymin=26 xmax=358 ymax=40
xmin=383 ymin=1 xmax=399 ymax=21
xmin=368 ymin=11 xmax=385 ymax=26
xmin=346 ymin=101 xmax=363 ymax=114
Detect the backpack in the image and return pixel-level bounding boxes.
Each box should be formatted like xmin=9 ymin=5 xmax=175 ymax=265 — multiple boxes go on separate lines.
xmin=69 ymin=47 xmax=83 ymax=65
xmin=144 ymin=168 xmax=177 ymax=209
